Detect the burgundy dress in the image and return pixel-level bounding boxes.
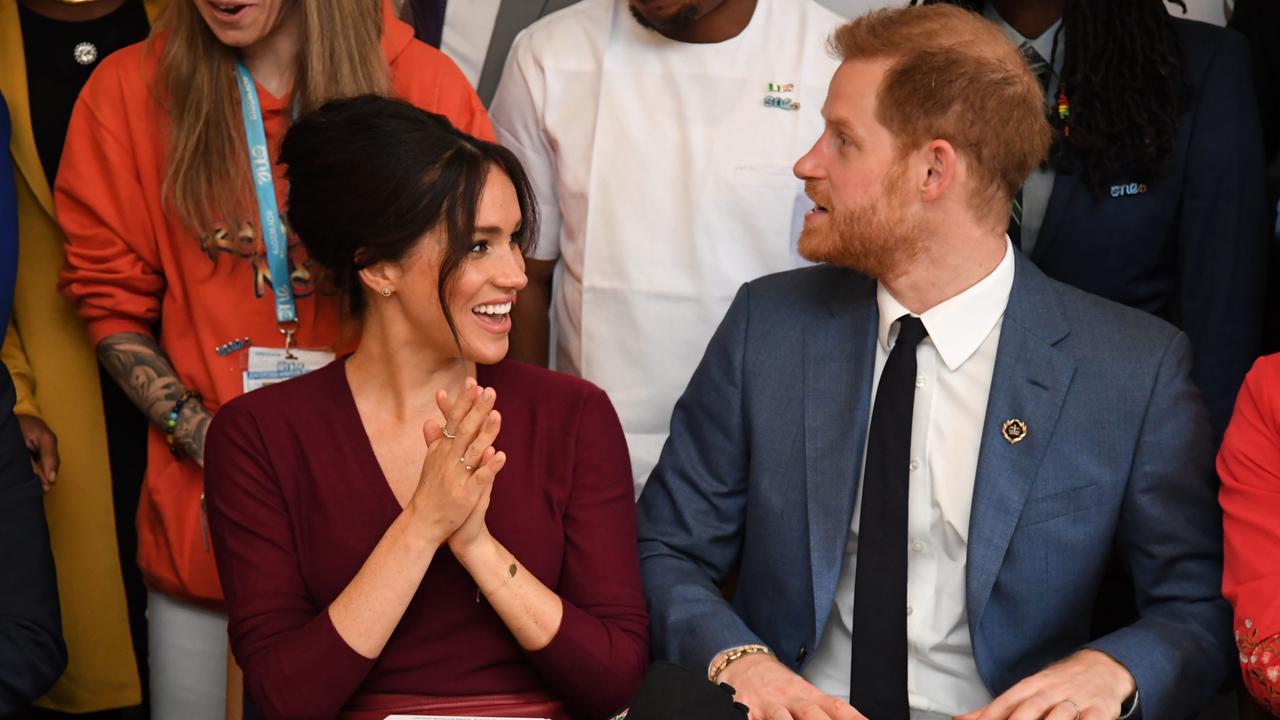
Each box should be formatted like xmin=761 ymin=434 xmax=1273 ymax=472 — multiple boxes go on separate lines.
xmin=204 ymin=359 xmax=649 ymax=720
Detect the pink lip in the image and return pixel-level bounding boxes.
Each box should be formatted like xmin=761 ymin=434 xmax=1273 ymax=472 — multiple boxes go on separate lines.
xmin=474 ymin=296 xmax=517 ymax=307
xmin=471 ymin=312 xmax=513 ymax=335
xmin=804 ymin=207 xmax=830 ymax=225
xmin=205 ymin=1 xmax=255 ymax=25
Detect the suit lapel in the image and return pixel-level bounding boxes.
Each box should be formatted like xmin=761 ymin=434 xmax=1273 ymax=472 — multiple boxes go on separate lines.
xmin=477 ymin=0 xmax=565 ymax=103
xmin=966 ymin=254 xmax=1076 ymax=636
xmin=1028 ymin=168 xmax=1080 ymax=263
xmin=804 ymin=277 xmax=878 ymax=638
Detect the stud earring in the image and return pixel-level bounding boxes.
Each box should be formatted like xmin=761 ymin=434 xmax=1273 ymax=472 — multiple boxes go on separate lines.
xmin=380 ymin=287 xmax=393 ymax=297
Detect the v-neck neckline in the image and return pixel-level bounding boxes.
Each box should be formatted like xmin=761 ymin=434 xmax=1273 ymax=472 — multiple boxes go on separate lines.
xmin=337 ymin=356 xmax=493 ymax=515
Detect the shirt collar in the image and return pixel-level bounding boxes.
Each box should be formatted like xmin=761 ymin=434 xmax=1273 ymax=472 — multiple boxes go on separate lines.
xmin=982 ymin=3 xmax=1066 ymax=83
xmin=876 ymin=239 xmax=1016 ymax=371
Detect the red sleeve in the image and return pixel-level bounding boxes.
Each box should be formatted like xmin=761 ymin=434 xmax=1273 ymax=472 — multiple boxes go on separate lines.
xmin=525 ymin=388 xmax=649 ymax=718
xmin=55 ymin=61 xmax=165 ymax=344
xmin=204 ymin=401 xmax=376 ymax=720
xmin=1218 ymin=354 xmax=1280 ymax=713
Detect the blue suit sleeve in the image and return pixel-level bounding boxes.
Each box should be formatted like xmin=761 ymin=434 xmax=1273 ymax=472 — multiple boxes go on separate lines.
xmin=1176 ymin=30 xmax=1269 ymax=436
xmin=0 ymin=363 xmax=65 ymax=712
xmin=1086 ymin=331 xmax=1234 ymax=719
xmin=637 ymin=284 xmax=765 ymax=673
xmin=0 ymin=93 xmax=18 ymax=336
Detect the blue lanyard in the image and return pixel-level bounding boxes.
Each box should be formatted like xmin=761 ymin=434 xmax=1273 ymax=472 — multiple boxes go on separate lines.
xmin=234 ymin=61 xmax=297 ymax=328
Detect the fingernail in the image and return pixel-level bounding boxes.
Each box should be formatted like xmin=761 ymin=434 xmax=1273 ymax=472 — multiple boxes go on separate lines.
xmin=49 ymin=472 xmax=56 ymax=483
xmin=483 ymin=388 xmax=494 ymax=400
xmin=465 ymin=378 xmax=475 ymax=390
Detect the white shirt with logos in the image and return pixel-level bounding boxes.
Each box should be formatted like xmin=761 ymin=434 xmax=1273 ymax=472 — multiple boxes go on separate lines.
xmin=491 ymin=0 xmax=841 ymax=495
xmin=802 ymin=241 xmax=1017 ymax=717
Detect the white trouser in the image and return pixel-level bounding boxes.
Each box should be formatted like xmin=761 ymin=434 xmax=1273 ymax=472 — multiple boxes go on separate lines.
xmin=147 ymin=589 xmax=228 ymax=720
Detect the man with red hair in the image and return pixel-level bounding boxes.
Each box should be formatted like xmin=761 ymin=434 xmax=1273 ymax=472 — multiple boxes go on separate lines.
xmin=637 ymin=5 xmax=1233 ymax=720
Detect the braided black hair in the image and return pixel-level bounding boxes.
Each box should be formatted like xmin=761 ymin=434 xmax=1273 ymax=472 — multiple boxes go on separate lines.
xmin=910 ymin=0 xmax=1189 ymax=197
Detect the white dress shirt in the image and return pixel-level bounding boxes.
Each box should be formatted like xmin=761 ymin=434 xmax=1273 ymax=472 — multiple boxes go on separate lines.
xmin=802 ymin=240 xmax=1016 ymax=717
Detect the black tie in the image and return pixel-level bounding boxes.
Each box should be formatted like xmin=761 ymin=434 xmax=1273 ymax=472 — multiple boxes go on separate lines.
xmin=1009 ymin=42 xmax=1053 ymax=249
xmin=849 ymin=315 xmax=928 ymax=720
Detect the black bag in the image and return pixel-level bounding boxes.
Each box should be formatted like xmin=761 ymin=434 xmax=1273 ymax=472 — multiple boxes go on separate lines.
xmin=616 ymin=661 xmax=749 ymax=720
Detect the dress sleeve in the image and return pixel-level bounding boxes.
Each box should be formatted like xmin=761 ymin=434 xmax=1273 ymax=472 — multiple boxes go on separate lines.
xmin=1218 ymin=354 xmax=1280 ymax=715
xmin=524 ymin=388 xmax=649 ymax=719
xmin=55 ymin=70 xmax=165 ymax=346
xmin=204 ymin=401 xmax=377 ymax=720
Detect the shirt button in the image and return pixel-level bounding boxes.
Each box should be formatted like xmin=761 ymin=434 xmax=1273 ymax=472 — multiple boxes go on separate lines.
xmin=915 ymin=374 xmax=926 ymax=388
xmin=909 ymin=459 xmax=920 ymax=472
xmin=911 ymin=540 xmax=925 ymax=553
xmin=906 ymin=605 xmax=914 ymax=616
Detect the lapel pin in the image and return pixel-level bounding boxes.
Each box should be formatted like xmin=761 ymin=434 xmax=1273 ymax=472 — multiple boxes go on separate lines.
xmin=1001 ymin=418 xmax=1028 ymax=445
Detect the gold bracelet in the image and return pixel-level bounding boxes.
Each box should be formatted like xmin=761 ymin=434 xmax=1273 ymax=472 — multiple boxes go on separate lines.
xmin=708 ymin=643 xmax=772 ymax=683
xmin=475 ymin=559 xmax=519 ymax=603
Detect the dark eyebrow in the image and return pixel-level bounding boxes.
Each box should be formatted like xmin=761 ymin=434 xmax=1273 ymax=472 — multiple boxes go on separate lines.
xmin=472 ymin=225 xmax=506 ymax=236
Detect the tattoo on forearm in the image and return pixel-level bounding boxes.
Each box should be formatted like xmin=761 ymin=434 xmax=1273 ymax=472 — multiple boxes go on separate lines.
xmin=98 ymin=332 xmax=212 ymax=463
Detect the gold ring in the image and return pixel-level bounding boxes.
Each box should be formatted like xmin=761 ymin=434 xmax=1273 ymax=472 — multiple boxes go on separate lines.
xmin=442 ymin=427 xmax=457 ymax=439
xmin=1057 ymin=700 xmax=1081 ymax=720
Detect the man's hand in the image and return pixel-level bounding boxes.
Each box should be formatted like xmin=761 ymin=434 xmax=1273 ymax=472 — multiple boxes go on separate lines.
xmin=16 ymin=415 xmax=59 ymax=492
xmin=955 ymin=649 xmax=1136 ymax=720
xmin=719 ymin=652 xmax=867 ymax=720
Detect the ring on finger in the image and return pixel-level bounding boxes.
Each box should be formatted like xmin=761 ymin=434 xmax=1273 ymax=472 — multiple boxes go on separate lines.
xmin=459 ymin=456 xmax=473 ymax=471
xmin=442 ymin=426 xmax=457 ymax=439
xmin=1055 ymin=699 xmax=1081 ymax=720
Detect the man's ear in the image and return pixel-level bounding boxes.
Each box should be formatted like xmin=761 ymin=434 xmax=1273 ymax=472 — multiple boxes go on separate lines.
xmin=920 ymin=139 xmax=958 ymax=204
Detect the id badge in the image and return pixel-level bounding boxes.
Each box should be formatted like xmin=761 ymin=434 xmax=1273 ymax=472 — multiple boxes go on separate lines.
xmin=242 ymin=346 xmax=336 ymax=393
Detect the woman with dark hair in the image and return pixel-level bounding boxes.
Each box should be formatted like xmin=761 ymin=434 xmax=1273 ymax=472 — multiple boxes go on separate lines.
xmin=915 ymin=0 xmax=1269 ymax=437
xmin=55 ymin=0 xmax=491 ymax=715
xmin=203 ymin=95 xmax=649 ymax=720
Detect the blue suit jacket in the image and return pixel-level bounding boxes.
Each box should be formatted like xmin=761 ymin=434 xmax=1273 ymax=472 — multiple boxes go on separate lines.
xmin=636 ymin=253 xmax=1233 ymax=720
xmin=1030 ymin=20 xmax=1268 ymax=436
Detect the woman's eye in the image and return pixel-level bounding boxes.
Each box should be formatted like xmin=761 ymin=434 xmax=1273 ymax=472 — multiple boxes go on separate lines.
xmin=469 ymin=240 xmax=489 ymax=254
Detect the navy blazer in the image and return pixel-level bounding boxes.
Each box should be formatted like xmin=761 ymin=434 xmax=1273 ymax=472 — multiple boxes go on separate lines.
xmin=1030 ymin=19 xmax=1269 ymax=436
xmin=637 ymin=253 xmax=1233 ymax=720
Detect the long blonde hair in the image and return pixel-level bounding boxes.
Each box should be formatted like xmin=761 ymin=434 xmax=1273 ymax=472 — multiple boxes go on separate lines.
xmin=153 ymin=0 xmax=391 ymax=233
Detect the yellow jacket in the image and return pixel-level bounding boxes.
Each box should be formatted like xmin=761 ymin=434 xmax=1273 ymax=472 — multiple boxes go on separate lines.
xmin=0 ymin=0 xmax=163 ymax=711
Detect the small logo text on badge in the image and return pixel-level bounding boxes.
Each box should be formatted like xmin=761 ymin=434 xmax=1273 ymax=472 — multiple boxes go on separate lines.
xmin=764 ymin=96 xmax=801 ymax=111
xmin=767 ymin=82 xmax=795 ymax=93
xmin=1109 ymin=182 xmax=1148 ymax=198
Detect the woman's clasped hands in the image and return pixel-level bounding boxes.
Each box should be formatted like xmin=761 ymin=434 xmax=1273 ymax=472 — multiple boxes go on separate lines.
xmin=411 ymin=377 xmax=506 ymax=557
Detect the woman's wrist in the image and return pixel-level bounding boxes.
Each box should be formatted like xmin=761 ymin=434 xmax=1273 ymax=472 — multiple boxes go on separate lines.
xmin=401 ymin=499 xmax=452 ymax=552
xmin=452 ymin=533 xmax=507 ymax=591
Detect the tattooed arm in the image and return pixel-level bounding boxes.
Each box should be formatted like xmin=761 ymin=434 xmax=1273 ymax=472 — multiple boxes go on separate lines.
xmin=97 ymin=332 xmax=212 ymax=466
